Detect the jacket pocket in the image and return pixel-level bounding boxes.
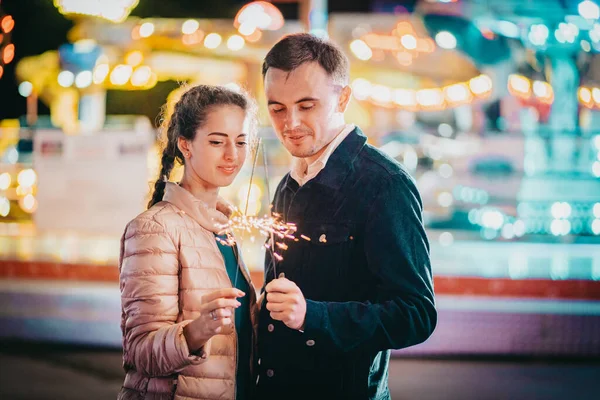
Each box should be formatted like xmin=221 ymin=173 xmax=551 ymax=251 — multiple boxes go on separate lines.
xmin=301 ymin=222 xmax=354 ymax=245
xmin=298 ymin=222 xmax=356 ymax=300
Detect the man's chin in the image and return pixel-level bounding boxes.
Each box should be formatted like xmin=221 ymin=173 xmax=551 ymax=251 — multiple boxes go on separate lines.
xmin=286 ymin=146 xmax=316 ymax=159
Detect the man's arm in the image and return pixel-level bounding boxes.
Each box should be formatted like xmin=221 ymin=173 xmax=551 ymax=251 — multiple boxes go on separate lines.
xmin=300 ymin=173 xmax=436 ymax=354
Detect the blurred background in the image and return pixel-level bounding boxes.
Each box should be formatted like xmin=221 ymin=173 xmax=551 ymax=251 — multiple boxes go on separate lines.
xmin=0 ymin=0 xmax=599 ymax=399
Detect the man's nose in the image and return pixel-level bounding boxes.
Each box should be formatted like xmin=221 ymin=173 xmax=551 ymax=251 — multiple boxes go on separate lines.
xmin=285 ymin=109 xmax=301 ymax=130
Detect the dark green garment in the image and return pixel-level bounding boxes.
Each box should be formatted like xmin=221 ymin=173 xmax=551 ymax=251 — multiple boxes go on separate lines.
xmin=215 ymin=235 xmax=251 ymax=400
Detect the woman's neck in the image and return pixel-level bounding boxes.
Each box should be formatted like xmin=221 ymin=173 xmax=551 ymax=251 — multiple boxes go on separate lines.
xmin=179 ymin=174 xmax=218 ymax=209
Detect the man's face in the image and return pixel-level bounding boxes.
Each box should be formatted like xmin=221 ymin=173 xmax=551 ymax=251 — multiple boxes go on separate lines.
xmin=264 ymin=62 xmax=350 ymax=161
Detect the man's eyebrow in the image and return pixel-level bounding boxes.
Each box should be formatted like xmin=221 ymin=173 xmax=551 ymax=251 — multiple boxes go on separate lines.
xmin=267 ymin=97 xmax=319 ymax=106
xmin=295 ymin=97 xmax=319 ymax=103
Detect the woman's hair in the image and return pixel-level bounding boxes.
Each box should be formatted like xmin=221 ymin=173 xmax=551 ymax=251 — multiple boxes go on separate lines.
xmin=148 ymin=84 xmax=256 ymax=209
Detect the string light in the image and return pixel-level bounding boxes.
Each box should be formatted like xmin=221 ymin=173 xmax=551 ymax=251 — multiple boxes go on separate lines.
xmin=53 ymin=0 xmax=139 ymax=23
xmin=351 ymin=74 xmax=492 ymax=110
xmin=0 ymin=7 xmax=14 ymax=79
xmin=510 ymin=74 xmax=600 ymax=108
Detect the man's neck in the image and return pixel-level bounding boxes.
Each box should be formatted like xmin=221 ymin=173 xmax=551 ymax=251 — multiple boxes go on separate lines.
xmin=303 ymin=123 xmax=347 ymax=165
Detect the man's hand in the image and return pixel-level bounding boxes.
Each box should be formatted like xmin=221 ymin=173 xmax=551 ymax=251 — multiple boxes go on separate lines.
xmin=265 ymin=276 xmax=307 ymax=331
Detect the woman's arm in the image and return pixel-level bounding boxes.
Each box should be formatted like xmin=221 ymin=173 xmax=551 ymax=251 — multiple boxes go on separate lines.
xmin=119 ymin=216 xmax=209 ymax=377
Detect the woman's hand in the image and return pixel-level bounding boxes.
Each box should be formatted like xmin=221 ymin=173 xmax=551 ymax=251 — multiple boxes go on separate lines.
xmin=183 ymin=288 xmax=245 ymax=353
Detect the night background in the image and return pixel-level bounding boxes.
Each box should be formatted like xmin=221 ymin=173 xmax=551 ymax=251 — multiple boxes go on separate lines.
xmin=0 ymin=0 xmax=379 ymax=122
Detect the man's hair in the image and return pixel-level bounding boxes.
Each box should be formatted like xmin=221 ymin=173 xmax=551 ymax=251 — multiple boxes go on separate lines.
xmin=262 ymin=33 xmax=349 ymax=85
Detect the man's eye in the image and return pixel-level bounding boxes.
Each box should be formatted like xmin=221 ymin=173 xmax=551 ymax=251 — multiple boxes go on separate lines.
xmin=209 ymin=141 xmax=223 ymax=145
xmin=237 ymin=141 xmax=248 ymax=146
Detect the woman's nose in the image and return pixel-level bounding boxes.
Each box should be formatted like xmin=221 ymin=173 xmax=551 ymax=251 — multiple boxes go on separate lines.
xmin=224 ymin=143 xmax=236 ymax=161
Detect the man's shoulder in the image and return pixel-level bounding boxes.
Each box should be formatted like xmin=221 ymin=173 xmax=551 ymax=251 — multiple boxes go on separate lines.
xmin=274 ymin=172 xmax=291 ymax=192
xmin=356 ymin=142 xmax=414 ymax=182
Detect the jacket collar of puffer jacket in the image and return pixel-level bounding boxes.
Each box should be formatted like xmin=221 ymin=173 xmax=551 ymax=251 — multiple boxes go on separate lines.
xmin=162 ymin=182 xmax=229 ymax=234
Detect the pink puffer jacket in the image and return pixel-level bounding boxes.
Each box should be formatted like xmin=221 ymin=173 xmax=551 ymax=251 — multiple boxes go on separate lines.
xmin=118 ymin=182 xmax=258 ymax=400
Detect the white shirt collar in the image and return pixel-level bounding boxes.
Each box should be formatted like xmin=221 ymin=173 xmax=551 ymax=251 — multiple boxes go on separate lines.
xmin=290 ymin=124 xmax=355 ymax=186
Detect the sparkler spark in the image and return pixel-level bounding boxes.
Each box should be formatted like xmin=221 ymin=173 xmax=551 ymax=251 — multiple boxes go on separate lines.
xmin=215 ymin=206 xmax=301 ymax=262
xmin=230 ymin=208 xmax=297 ymax=238
xmin=218 ymin=137 xmax=311 ymax=281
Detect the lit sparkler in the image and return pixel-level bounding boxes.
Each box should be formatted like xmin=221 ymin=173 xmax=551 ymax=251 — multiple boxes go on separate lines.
xmin=215 ymin=207 xmax=298 ymax=259
xmin=216 ymin=137 xmax=308 ymax=284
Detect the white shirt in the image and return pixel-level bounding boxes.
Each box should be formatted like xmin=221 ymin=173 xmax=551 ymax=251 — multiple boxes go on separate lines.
xmin=290 ymin=124 xmax=356 ymax=186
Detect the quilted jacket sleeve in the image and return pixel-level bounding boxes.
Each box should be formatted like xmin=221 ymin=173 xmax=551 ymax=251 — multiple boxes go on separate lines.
xmin=119 ymin=215 xmax=210 ymax=378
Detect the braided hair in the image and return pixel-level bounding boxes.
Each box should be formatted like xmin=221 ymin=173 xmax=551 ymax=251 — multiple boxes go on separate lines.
xmin=148 ymin=84 xmax=255 ymax=209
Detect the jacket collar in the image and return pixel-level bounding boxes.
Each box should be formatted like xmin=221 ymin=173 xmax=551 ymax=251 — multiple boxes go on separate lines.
xmin=283 ymin=126 xmax=367 ymax=191
xmin=162 ymin=182 xmax=229 ymax=234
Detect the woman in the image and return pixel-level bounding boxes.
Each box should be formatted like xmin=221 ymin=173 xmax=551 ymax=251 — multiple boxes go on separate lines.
xmin=118 ymin=84 xmax=257 ymax=400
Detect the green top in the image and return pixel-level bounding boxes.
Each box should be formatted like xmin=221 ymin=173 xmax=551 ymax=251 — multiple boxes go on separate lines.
xmin=215 ymin=235 xmax=251 ymax=400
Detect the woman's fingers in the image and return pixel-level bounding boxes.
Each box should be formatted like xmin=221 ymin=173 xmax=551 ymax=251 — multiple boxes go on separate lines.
xmin=201 ymin=288 xmax=245 ymax=303
xmin=205 ymin=297 xmax=241 ymax=312
xmin=207 ymin=317 xmax=233 ymax=335
xmin=212 ymin=307 xmax=233 ymax=319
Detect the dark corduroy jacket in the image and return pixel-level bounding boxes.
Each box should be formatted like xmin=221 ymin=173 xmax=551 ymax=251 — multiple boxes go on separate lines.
xmin=255 ymin=127 xmax=437 ymax=400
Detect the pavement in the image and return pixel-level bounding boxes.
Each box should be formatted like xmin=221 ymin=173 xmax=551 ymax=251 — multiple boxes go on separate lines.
xmin=0 ymin=341 xmax=598 ymax=400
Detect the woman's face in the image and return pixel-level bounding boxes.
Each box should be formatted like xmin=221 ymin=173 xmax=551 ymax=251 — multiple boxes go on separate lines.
xmin=179 ymin=104 xmax=249 ymax=189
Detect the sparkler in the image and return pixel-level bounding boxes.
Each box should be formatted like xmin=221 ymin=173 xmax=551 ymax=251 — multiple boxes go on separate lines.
xmin=216 ymin=137 xmax=302 ymax=286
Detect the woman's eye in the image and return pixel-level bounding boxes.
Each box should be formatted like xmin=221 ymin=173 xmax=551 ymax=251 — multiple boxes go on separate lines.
xmin=271 ymin=108 xmax=284 ymax=114
xmin=300 ymin=104 xmax=314 ymax=111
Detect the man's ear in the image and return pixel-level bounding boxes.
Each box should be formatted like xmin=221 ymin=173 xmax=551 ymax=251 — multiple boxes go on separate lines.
xmin=337 ymin=85 xmax=352 ymax=113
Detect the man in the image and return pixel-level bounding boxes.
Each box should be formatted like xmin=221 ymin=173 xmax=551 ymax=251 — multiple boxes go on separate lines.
xmin=256 ymin=33 xmax=436 ymax=400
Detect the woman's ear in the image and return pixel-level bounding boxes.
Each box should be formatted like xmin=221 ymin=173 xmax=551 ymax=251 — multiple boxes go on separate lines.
xmin=177 ymin=137 xmax=191 ymax=159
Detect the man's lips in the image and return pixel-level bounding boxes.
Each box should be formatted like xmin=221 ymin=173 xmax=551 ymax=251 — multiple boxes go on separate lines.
xmin=286 ymin=134 xmax=308 ymax=142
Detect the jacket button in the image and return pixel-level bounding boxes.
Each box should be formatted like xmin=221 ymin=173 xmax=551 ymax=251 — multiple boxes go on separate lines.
xmin=319 ymin=234 xmax=327 ymax=243
xmin=267 ymin=324 xmax=274 ymax=332
xmin=266 ymin=369 xmax=275 ymax=378
xmin=258 ymin=358 xmax=261 ymax=365
xmin=306 ymin=339 xmax=315 ymax=347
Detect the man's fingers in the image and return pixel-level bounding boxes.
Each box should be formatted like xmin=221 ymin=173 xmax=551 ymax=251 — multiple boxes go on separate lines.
xmin=266 ymin=292 xmax=288 ymax=304
xmin=265 ymin=278 xmax=298 ymax=294
xmin=269 ymin=311 xmax=286 ymax=321
xmin=266 ymin=301 xmax=287 ymax=313
xmin=202 ymin=288 xmax=245 ymax=303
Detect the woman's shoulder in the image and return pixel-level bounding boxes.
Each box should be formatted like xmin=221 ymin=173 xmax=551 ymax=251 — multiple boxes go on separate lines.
xmin=123 ymin=201 xmax=180 ymax=237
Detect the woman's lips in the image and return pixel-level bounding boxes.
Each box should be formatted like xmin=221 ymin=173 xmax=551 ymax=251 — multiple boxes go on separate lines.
xmin=218 ymin=166 xmax=237 ymax=175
